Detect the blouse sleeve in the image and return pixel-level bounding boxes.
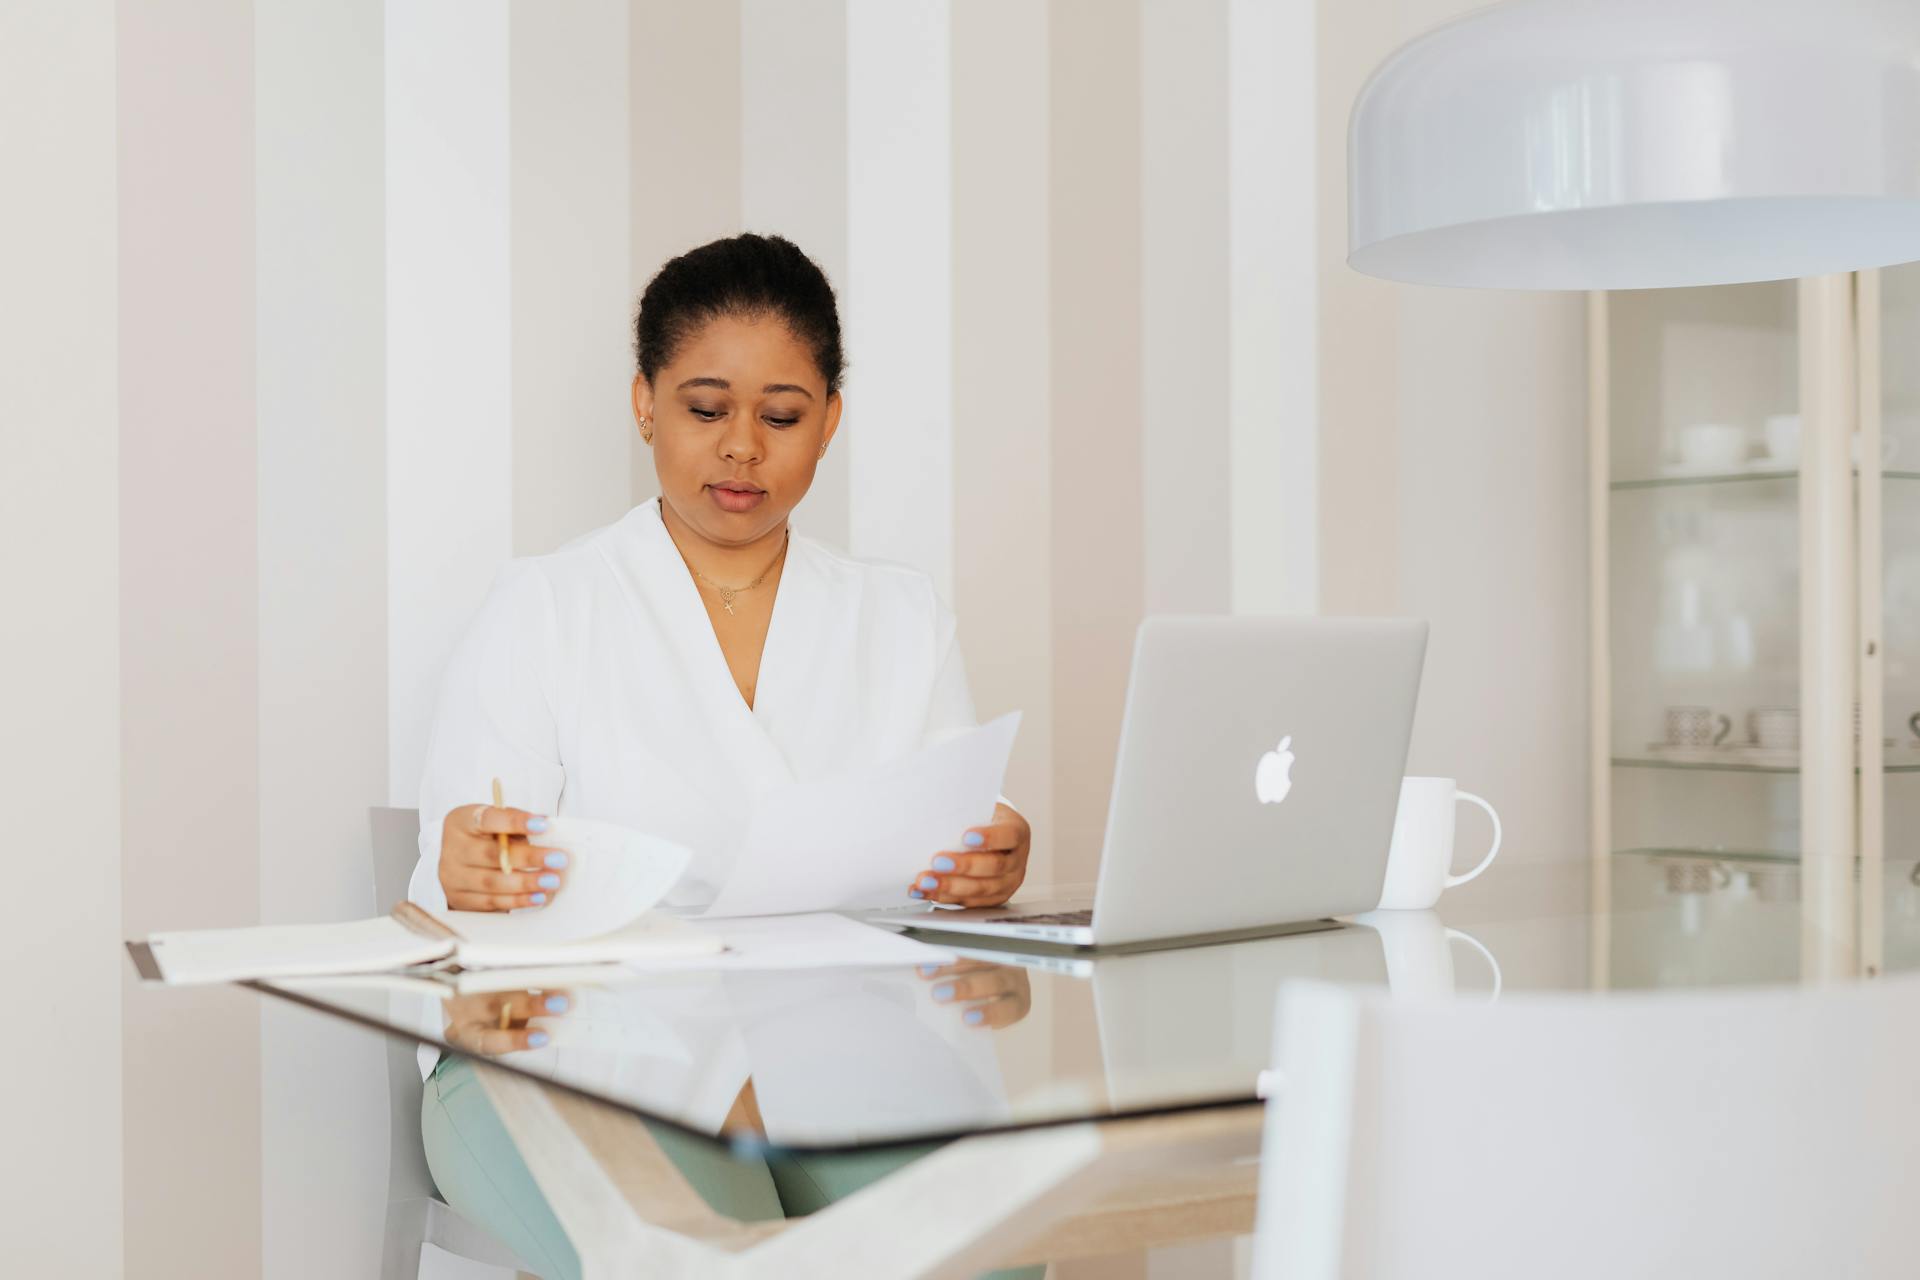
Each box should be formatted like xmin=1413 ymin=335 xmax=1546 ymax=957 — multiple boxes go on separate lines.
xmin=920 ymin=592 xmax=1015 ymax=813
xmin=409 ymin=559 xmax=568 ymax=911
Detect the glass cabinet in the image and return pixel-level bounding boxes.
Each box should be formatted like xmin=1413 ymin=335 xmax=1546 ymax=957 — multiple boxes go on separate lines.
xmin=1591 ymin=271 xmax=1920 ymax=982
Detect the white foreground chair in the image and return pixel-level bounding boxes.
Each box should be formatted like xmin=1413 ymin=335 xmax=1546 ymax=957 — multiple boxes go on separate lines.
xmin=371 ymin=806 xmax=533 ymax=1280
xmin=1253 ymin=973 xmax=1920 ymax=1279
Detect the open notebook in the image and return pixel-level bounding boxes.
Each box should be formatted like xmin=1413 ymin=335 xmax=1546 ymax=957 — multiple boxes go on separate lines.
xmin=130 ymin=817 xmax=722 ymax=985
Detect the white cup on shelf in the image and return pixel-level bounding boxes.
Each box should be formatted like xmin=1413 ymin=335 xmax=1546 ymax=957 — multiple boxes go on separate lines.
xmin=1748 ymin=705 xmax=1799 ymax=750
xmin=1673 ymin=422 xmax=1751 ymax=470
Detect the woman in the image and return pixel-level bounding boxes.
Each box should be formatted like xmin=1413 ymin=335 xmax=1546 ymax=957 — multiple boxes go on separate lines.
xmin=411 ymin=233 xmax=1037 ymax=1278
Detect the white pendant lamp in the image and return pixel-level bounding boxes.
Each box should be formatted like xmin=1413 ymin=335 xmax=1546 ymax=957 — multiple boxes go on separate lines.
xmin=1349 ymin=0 xmax=1920 ymax=290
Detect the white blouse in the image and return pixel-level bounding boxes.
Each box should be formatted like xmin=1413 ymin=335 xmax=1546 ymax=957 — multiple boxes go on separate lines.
xmin=408 ymin=497 xmax=989 ymax=912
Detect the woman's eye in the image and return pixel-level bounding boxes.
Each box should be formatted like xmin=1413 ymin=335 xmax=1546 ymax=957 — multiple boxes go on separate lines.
xmin=688 ymin=407 xmax=723 ymax=421
xmin=766 ymin=417 xmax=798 ymax=428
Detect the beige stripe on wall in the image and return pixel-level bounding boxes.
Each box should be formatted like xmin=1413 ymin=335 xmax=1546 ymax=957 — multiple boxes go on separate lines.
xmin=512 ymin=0 xmax=637 ymax=558
xmin=1314 ymin=0 xmax=1401 ymax=615
xmin=741 ymin=0 xmax=851 ymax=552
xmin=627 ymin=0 xmax=743 ymax=506
xmin=953 ymin=0 xmax=1055 ymax=882
xmin=1142 ymin=0 xmax=1233 ymax=616
xmin=116 ymin=2 xmax=262 ymax=1275
xmin=1049 ymin=0 xmax=1145 ymax=887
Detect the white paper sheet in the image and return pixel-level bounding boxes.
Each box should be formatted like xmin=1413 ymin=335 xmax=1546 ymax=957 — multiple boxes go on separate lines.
xmin=702 ymin=712 xmax=1022 ymax=918
xmin=448 ymin=815 xmax=691 ymax=945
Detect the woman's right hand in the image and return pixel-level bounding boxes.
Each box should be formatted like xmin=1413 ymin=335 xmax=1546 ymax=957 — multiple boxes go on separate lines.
xmin=438 ymin=803 xmax=566 ymax=911
xmin=442 ymin=989 xmax=571 ymax=1056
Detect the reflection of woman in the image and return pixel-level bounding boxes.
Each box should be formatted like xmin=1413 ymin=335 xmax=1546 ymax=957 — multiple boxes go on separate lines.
xmin=412 ymin=234 xmax=1036 ymax=1279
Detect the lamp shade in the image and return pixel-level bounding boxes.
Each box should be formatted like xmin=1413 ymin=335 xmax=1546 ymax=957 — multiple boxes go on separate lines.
xmin=1348 ymin=0 xmax=1920 ymax=290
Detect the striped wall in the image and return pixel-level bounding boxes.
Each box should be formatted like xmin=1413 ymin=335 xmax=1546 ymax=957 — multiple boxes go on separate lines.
xmin=5 ymin=2 xmax=1588 ymax=1276
xmin=4 ymin=3 xmax=123 ymax=1278
xmin=115 ymin=4 xmax=262 ymax=1275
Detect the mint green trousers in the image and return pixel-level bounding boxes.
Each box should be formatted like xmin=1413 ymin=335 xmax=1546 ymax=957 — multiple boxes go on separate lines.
xmin=422 ymin=1054 xmax=1043 ymax=1279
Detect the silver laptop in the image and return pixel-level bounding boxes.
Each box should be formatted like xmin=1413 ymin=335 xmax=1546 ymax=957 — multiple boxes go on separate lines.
xmin=884 ymin=615 xmax=1427 ymax=950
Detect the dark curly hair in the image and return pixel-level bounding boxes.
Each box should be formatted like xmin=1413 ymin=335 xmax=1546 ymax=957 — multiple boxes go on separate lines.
xmin=632 ymin=232 xmax=846 ymax=396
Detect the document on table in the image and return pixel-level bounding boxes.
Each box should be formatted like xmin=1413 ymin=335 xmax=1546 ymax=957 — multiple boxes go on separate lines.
xmin=703 ymin=711 xmax=1022 ymax=919
xmin=665 ymin=912 xmax=956 ymax=970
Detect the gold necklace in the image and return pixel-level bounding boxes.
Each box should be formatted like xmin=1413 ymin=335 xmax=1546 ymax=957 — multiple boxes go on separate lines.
xmin=682 ymin=528 xmax=789 ymax=616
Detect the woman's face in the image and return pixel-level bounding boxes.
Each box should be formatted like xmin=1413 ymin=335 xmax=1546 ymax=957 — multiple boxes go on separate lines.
xmin=632 ymin=312 xmax=841 ymax=548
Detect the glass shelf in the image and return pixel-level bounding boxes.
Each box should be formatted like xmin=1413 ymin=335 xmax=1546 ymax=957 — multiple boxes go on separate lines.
xmin=1614 ymin=846 xmax=1800 ymax=865
xmin=1614 ymin=849 xmax=1903 ymax=884
xmin=1611 ymin=468 xmax=1920 ymax=492
xmin=1612 ymin=754 xmax=1920 ymax=775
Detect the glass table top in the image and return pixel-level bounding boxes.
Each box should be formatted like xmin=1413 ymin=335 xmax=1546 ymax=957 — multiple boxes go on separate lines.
xmin=251 ymin=850 xmax=1920 ymax=1155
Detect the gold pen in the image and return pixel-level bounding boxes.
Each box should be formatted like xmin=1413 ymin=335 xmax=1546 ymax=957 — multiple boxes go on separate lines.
xmin=491 ymin=777 xmax=512 ymax=876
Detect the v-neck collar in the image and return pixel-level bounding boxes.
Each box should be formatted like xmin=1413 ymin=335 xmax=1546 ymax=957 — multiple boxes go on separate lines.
xmin=633 ymin=497 xmax=806 ymax=775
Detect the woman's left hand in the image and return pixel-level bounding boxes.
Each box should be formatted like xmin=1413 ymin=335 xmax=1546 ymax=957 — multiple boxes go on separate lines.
xmin=908 ymin=802 xmax=1031 ymax=907
xmin=917 ymin=959 xmax=1033 ymax=1029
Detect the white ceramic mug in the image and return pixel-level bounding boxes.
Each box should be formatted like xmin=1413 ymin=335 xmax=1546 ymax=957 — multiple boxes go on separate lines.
xmin=1748 ymin=705 xmax=1799 ymax=750
xmin=1674 ymin=422 xmax=1750 ymax=469
xmin=1665 ymin=705 xmax=1732 ymax=747
xmin=1376 ymin=777 xmax=1503 ymax=911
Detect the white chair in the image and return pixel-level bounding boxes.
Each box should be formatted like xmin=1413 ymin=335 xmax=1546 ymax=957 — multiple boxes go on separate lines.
xmin=1253 ymin=973 xmax=1920 ymax=1279
xmin=371 ymin=806 xmax=533 ymax=1280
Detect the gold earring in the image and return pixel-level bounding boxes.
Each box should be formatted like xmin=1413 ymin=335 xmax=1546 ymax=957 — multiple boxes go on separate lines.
xmin=818 ymin=443 xmax=827 ymax=459
xmin=641 ymin=417 xmax=653 ymax=444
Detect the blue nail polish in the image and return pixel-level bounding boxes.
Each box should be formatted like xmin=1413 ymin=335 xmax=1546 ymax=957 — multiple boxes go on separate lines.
xmin=932 ymin=983 xmax=955 ymax=1002
xmin=933 ymin=856 xmax=956 ymax=872
xmin=964 ymin=1008 xmax=984 ymax=1025
xmin=545 ymin=995 xmax=569 ymax=1013
xmin=527 ymin=1031 xmax=550 ymax=1048
xmin=919 ymin=875 xmax=939 ymax=891
xmin=530 ymin=893 xmax=547 ymax=904
xmin=909 ymin=888 xmax=926 ymax=899
xmin=963 ymin=832 xmax=984 ymax=848
xmin=538 ymin=873 xmax=560 ymax=889
xmin=918 ymin=963 xmax=940 ymax=976
xmin=527 ymin=816 xmax=550 ymax=832
xmin=544 ymin=851 xmax=569 ymax=869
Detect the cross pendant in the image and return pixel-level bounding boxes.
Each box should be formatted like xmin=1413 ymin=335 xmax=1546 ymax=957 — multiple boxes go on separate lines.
xmin=721 ymin=590 xmax=737 ymax=616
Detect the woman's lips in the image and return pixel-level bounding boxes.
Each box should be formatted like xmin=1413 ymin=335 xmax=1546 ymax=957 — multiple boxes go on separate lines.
xmin=707 ymin=483 xmax=766 ymax=514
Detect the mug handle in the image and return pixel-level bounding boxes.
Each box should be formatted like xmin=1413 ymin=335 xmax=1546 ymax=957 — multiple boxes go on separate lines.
xmin=1712 ymin=713 xmax=1732 ymax=746
xmin=1909 ymin=710 xmax=1920 ymax=743
xmin=1443 ymin=791 xmax=1503 ymax=889
xmin=1443 ymin=926 xmax=1503 ymax=1002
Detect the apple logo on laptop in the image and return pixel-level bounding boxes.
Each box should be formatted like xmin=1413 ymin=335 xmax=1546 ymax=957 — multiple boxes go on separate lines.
xmin=1255 ymin=735 xmax=1295 ymax=805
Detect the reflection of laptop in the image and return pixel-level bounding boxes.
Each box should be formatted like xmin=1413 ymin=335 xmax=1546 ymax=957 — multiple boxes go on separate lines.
xmin=882 ymin=616 xmax=1426 ymax=950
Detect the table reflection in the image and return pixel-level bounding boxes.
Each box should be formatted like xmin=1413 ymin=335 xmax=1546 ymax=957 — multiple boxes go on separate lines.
xmin=258 ymin=848 xmax=1920 ymax=1156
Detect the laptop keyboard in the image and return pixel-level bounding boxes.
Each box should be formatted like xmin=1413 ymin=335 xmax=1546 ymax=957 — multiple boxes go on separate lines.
xmin=986 ymin=908 xmax=1094 ymax=927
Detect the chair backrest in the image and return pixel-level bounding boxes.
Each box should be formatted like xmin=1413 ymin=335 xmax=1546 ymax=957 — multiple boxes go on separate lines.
xmin=370 ymin=805 xmax=436 ymax=1203
xmin=1253 ymin=973 xmax=1920 ymax=1280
